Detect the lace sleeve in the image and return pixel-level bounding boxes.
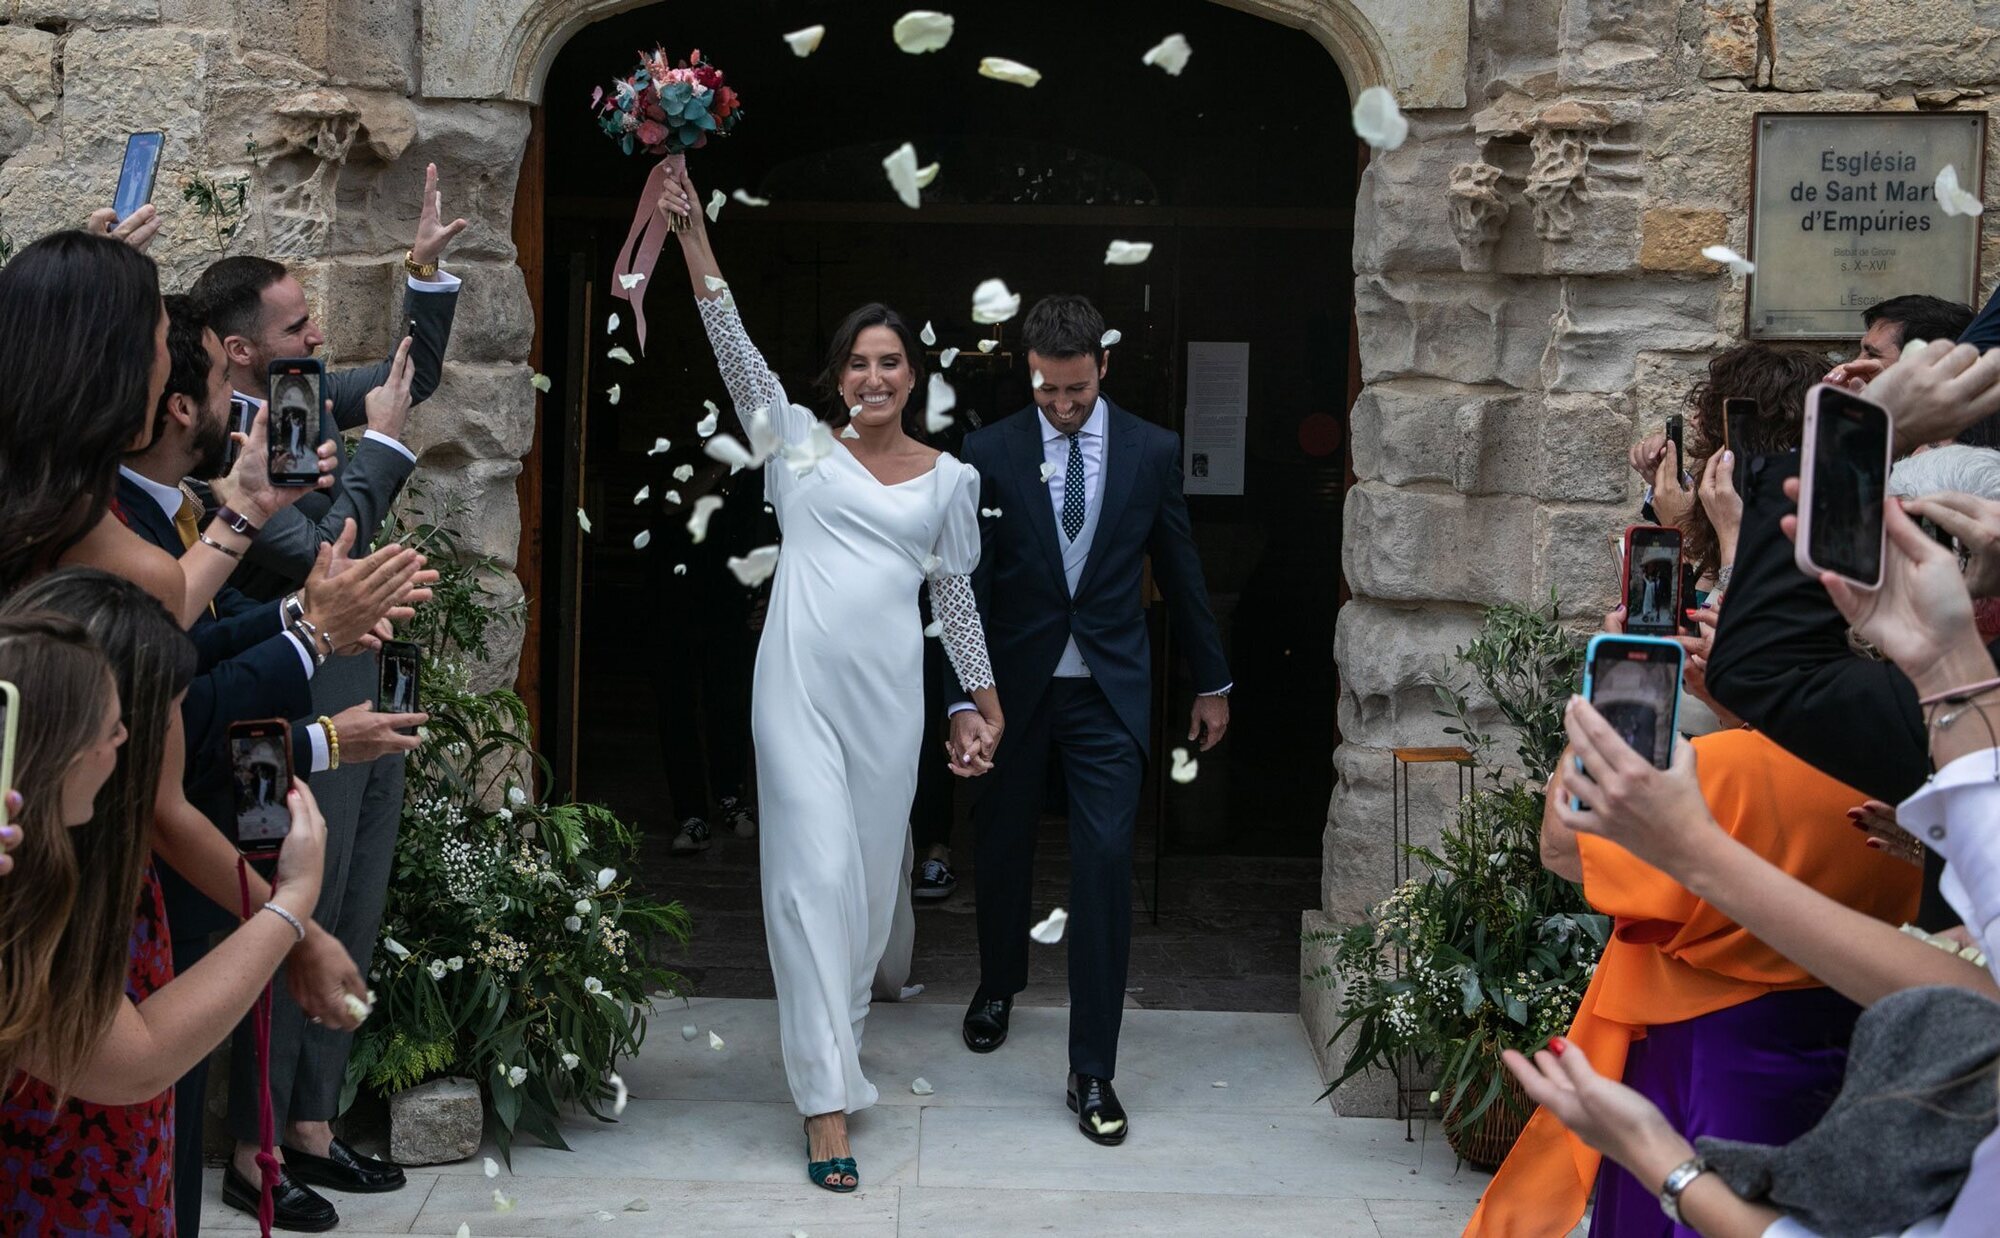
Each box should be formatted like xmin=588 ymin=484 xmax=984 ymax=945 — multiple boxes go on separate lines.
xmin=694 ymin=293 xmax=813 ymax=444
xmin=928 ymin=572 xmax=994 ymax=694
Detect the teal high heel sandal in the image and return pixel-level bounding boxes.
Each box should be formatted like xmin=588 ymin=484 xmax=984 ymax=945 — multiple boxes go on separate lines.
xmin=804 ymin=1120 xmax=859 ymax=1193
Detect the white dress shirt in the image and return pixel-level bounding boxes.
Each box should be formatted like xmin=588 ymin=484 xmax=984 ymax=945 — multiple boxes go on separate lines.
xmin=118 ymin=465 xmax=329 ymax=772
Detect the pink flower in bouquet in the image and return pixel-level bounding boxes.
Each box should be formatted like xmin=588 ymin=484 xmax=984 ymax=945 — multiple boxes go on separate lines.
xmin=635 ymin=119 xmax=669 ymax=147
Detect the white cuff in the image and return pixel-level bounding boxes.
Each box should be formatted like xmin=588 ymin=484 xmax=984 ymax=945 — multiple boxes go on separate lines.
xmin=306 ymin=722 xmax=330 ymax=774
xmin=281 ymin=631 xmax=317 ymax=680
xmin=1899 ymin=748 xmax=2000 ymax=948
xmin=362 ymin=428 xmax=417 ymax=463
xmin=947 ymin=701 xmax=979 ymax=717
xmin=1198 ymin=683 xmax=1233 ymax=697
xmin=1759 ymin=1218 xmax=1827 ymax=1238
xmin=406 ymin=270 xmax=462 ymax=293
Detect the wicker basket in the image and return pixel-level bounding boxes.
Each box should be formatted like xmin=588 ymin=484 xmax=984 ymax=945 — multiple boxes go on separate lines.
xmin=1442 ymin=1073 xmax=1532 ymax=1170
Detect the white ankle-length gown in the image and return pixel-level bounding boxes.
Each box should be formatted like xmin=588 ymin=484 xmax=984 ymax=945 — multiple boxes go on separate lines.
xmin=695 ymin=292 xmax=994 ymax=1116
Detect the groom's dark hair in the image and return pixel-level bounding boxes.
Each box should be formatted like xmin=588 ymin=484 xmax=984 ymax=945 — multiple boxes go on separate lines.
xmin=1022 ymin=295 xmax=1106 ymax=364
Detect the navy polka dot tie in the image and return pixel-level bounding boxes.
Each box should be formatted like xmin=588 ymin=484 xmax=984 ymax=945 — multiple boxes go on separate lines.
xmin=1061 ymin=433 xmax=1086 ymax=541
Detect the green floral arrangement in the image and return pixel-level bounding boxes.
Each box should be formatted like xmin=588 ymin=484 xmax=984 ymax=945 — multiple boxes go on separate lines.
xmin=340 ymin=509 xmax=691 ymax=1156
xmin=1311 ymin=595 xmax=1607 ymax=1148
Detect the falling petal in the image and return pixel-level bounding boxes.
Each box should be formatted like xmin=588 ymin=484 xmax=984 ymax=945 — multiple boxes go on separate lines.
xmin=926 ymin=372 xmax=958 ymax=433
xmin=597 ymin=866 xmax=617 ymax=890
xmin=883 ymin=141 xmax=924 ymax=209
xmin=709 ymin=1030 xmax=726 ymax=1050
xmin=977 ymin=339 xmax=998 ymax=354
xmin=531 ymin=372 xmax=552 ymax=393
xmin=704 ymin=275 xmax=729 ymax=293
xmin=663 ymin=489 xmax=681 ymax=504
xmin=593 ymin=1211 xmax=615 ymax=1223
xmin=706 ymin=189 xmax=726 ymax=223
xmin=1090 ymin=1114 xmax=1126 ymax=1136
xmin=383 ymin=937 xmax=410 ymax=959
xmin=732 ymin=189 xmax=772 ymax=207
xmin=633 ymin=529 xmax=652 ymax=550
xmin=921 ymin=320 xmax=938 ymax=346
xmin=978 ymin=56 xmax=1042 ymax=87
xmin=1938 ymin=163 xmax=1987 ymax=217
xmin=341 ymin=992 xmax=372 ymax=1023
xmin=607 ymin=311 xmax=621 ymax=334
xmin=577 ymin=508 xmax=592 ymax=533
xmin=606 ymin=383 xmax=621 ymax=405
xmin=981 ymin=506 xmax=1002 ymax=517
xmin=939 ymin=346 xmax=960 ymax=368
xmin=1105 ymin=240 xmax=1153 ymax=265
xmin=900 ymin=983 xmax=926 ymax=999
xmin=493 ymin=1189 xmax=515 ymax=1212
xmin=743 ymin=405 xmax=784 ymax=461
xmin=1030 ymin=907 xmax=1069 ymax=944
xmin=840 ymin=423 xmax=861 ymax=440
xmin=1211 ymin=1080 xmax=1229 ymax=1088
xmin=682 ymin=1024 xmax=699 ymax=1041
xmin=781 ymin=421 xmax=839 ymax=476
xmin=923 ymin=619 xmax=944 ymax=638
xmin=607 ymin=346 xmax=636 ymax=365
xmin=625 ymin=1199 xmax=651 ymax=1212
xmin=894 ymin=10 xmax=955 ymax=53
xmin=687 ymin=494 xmax=725 ymax=542
xmin=914 ymin=162 xmax=941 ymax=188
xmin=703 ymin=433 xmax=756 ymax=470
xmin=1170 ymin=746 xmax=1199 ymax=783
xmin=921 ymin=553 xmax=943 ymax=575
xmin=484 ymin=1157 xmax=499 ymax=1178
xmin=610 ymin=1071 xmax=629 ymax=1114
xmin=911 ymin=1077 xmax=936 ymax=1095
xmin=1101 ymin=328 xmax=1122 ymax=347
xmin=1142 ymin=32 xmax=1193 ymax=75
xmin=697 ymin=403 xmax=720 ymax=436
xmin=783 ymin=24 xmax=825 ymax=56
xmin=618 ymin=272 xmax=646 ymax=291
xmin=971 ymin=278 xmax=1021 ymax=324
xmin=648 ymin=437 xmax=671 ymax=455
xmin=457 ymin=1225 xmax=471 ymax=1238
xmin=1351 ymin=84 xmax=1409 ymax=151
xmin=633 ymin=486 xmax=650 ymax=504
xmin=672 ymin=463 xmax=695 ymax=482
xmin=728 ymin=545 xmax=781 ymax=586
xmin=1699 ymin=244 xmax=1756 ymax=276
xmin=1033 ymin=370 xmax=1044 ymax=388
xmin=673 ymin=563 xmax=686 ymax=575
xmin=1040 ymin=461 xmax=1057 ymax=482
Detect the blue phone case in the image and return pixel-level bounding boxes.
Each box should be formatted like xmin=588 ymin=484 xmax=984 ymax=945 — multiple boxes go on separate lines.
xmin=1572 ymin=633 xmax=1686 ymax=810
xmin=113 ymin=132 xmax=164 ymax=223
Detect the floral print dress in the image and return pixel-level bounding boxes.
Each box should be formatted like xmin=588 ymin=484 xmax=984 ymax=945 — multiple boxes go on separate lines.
xmin=0 ymin=864 xmax=177 ymax=1235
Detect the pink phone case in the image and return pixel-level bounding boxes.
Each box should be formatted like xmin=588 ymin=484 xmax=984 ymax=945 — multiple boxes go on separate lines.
xmin=1793 ymin=383 xmax=1892 ymax=591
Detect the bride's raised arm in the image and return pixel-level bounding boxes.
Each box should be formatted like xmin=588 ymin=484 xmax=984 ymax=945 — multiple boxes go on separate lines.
xmin=661 ymin=161 xmax=813 ymax=446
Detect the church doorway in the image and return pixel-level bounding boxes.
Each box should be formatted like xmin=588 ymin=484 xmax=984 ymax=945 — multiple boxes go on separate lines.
xmin=519 ymin=0 xmax=1355 ymax=1008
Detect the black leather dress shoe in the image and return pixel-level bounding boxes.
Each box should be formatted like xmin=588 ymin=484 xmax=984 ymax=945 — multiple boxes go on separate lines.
xmin=222 ymin=1162 xmax=339 ymax=1232
xmin=281 ymin=1136 xmax=408 ymax=1193
xmin=1067 ymin=1072 xmax=1129 ymax=1146
xmin=962 ymin=994 xmax=1012 ymax=1053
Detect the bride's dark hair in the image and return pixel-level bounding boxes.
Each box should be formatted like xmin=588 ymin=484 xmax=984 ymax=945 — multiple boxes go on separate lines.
xmin=813 ymin=303 xmax=931 ymax=439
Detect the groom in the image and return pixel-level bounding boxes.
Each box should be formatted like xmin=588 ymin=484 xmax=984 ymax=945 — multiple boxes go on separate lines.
xmin=950 ymin=293 xmax=1232 ymax=1146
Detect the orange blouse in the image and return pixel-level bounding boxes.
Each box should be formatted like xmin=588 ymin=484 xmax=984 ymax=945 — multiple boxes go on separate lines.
xmin=1463 ymin=728 xmax=1920 ymax=1238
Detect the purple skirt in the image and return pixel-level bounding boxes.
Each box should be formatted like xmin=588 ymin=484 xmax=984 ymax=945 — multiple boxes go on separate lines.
xmin=1588 ymin=985 xmax=1860 ymax=1238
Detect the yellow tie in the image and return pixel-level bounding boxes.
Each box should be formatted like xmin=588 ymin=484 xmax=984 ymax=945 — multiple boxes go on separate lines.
xmin=173 ymin=487 xmax=202 ymax=551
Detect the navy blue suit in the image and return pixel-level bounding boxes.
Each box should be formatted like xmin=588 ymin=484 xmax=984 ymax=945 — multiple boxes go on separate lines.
xmin=961 ymin=401 xmax=1228 ymax=1078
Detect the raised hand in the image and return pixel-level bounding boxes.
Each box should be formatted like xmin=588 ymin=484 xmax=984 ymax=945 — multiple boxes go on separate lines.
xmin=211 ymin=403 xmax=336 ymax=524
xmin=270 ymin=780 xmax=329 ymax=924
xmin=1697 ymin=451 xmax=1743 ymax=564
xmin=364 ymin=335 xmax=416 ymax=440
xmin=1902 ymin=490 xmax=2000 ymax=599
xmin=656 ymin=159 xmax=702 ymax=229
xmin=300 ymin=520 xmax=436 ymax=656
xmin=411 ymin=162 xmax=470 ymax=268
xmin=86 ymin=204 xmax=161 ymax=252
xmin=1552 ymin=697 xmax=1720 ymax=876
xmin=1862 ymin=339 xmax=2000 ymax=453
xmin=1628 ymin=431 xmax=1668 ymax=482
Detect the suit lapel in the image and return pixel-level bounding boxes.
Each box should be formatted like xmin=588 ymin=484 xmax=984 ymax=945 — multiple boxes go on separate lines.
xmin=115 ymin=474 xmax=180 ymax=554
xmin=1075 ymin=404 xmax=1141 ymax=600
xmin=1007 ymin=408 xmax=1069 ymax=590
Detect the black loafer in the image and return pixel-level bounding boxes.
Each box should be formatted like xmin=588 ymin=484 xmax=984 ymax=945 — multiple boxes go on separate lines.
xmin=962 ymin=994 xmax=1012 ymax=1053
xmin=281 ymin=1136 xmax=407 ymax=1193
xmin=1067 ymin=1071 xmax=1129 ymax=1146
xmin=222 ymin=1162 xmax=339 ymax=1232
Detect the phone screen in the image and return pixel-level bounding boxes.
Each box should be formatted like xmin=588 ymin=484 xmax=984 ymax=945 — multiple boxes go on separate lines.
xmin=113 ymin=132 xmax=164 ymax=223
xmin=230 ymin=724 xmax=292 ymax=849
xmin=0 ymin=682 xmax=16 ymax=832
xmin=1624 ymin=526 xmax=1683 ymax=637
xmin=1806 ymin=388 xmax=1891 ymax=585
xmin=378 ymin=642 xmax=421 ymax=732
xmin=1586 ymin=639 xmax=1682 ymax=770
xmin=266 ymin=364 xmax=323 ymax=486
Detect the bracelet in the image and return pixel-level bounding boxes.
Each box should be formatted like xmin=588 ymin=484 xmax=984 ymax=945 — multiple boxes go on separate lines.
xmin=1918 ymin=677 xmax=2000 ymax=707
xmin=1658 ymin=1156 xmax=1710 ymax=1225
xmin=262 ymin=901 xmax=306 ymax=942
xmin=215 ymin=504 xmax=261 ymax=536
xmin=1712 ymin=564 xmax=1733 ymax=593
xmin=289 ymin=614 xmax=328 ymax=667
xmin=196 ymin=533 xmax=243 ymax=560
xmin=320 ymin=714 xmax=341 ymax=770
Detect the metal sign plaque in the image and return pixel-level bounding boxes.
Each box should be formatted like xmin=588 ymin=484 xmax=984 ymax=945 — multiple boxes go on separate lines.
xmin=1748 ymin=111 xmax=1986 ymax=340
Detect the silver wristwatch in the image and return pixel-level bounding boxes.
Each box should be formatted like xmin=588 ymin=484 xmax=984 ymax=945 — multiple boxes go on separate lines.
xmin=1658 ymin=1156 xmax=1710 ymax=1225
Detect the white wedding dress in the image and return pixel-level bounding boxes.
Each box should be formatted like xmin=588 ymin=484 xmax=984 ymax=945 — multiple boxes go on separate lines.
xmin=695 ymin=292 xmax=994 ymax=1116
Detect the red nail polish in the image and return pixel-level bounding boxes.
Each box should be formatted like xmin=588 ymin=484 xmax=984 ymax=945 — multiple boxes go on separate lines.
xmin=1548 ymin=1036 xmax=1568 ymax=1056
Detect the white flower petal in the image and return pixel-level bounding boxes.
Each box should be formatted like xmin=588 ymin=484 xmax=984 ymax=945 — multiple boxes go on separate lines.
xmin=978 ymin=56 xmax=1042 ymax=87
xmin=921 ymin=553 xmax=943 ymax=575
xmin=732 ymin=189 xmax=772 ymax=207
xmin=1351 ymin=84 xmax=1409 ymax=152
xmin=647 ymin=437 xmax=671 ymax=456
xmin=939 ymin=346 xmax=960 ymax=368
xmin=632 ymin=529 xmax=652 ymax=550
xmin=703 ymin=275 xmax=729 ymax=293
xmin=783 ymin=24 xmax=825 ymax=57
xmin=447 ymin=956 xmax=463 ymax=971
xmin=977 ymin=339 xmax=998 ymax=354
xmin=840 ymin=423 xmax=860 ymax=439
xmin=663 ymin=489 xmax=680 ymax=504
xmin=894 ymin=10 xmax=955 ymax=53
xmin=1699 ymin=244 xmax=1757 ymax=276
xmin=1105 ymin=240 xmax=1153 ymax=265
xmin=484 ymin=1156 xmax=499 ymax=1178
xmin=633 ymin=485 xmax=650 ymax=504
xmin=506 ymin=1065 xmax=528 ymax=1087
xmin=584 ymin=976 xmax=603 ymax=994
xmin=971 ymin=278 xmax=1020 ymax=324
xmin=682 ymin=1023 xmax=699 ymax=1040
xmin=531 ymin=372 xmax=552 ymax=393
xmin=383 ymin=937 xmax=410 ymax=960
xmin=921 ymin=320 xmax=938 ymax=346
xmin=900 ymin=983 xmax=925 ymax=999
xmin=606 ymin=383 xmax=621 ymax=405
xmin=610 ymin=1071 xmax=629 ymax=1114
xmin=702 ymin=433 xmax=756 ymax=470
xmin=673 ymin=563 xmax=686 ymax=575
xmin=624 ymin=1199 xmax=650 ymax=1212
xmin=508 ymin=785 xmax=528 ymax=807
xmin=1938 ymin=163 xmax=1986 ymax=217
xmin=911 ymin=1076 xmax=936 ymax=1095
xmin=593 ymin=1211 xmax=615 ymax=1222
xmin=744 ymin=405 xmax=784 ymax=460
xmin=981 ymin=506 xmax=1002 ymax=517
xmin=672 ymin=463 xmax=695 ymax=482
xmin=914 ymin=162 xmax=941 ymax=189
xmin=618 ymin=272 xmax=646 ymax=291
xmin=1170 ymin=746 xmax=1199 ymax=783
xmin=606 ymin=311 xmax=621 ymax=335
xmin=781 ymin=420 xmax=837 ymax=477
xmin=704 ymin=188 xmax=726 ymax=223
xmin=429 ymin=959 xmax=448 ymax=980
xmin=597 ymin=866 xmax=617 ymax=890
xmin=560 ymin=1052 xmax=580 ymax=1070
xmin=1100 ymin=328 xmax=1122 ymax=347
xmin=728 ymin=545 xmax=781 ymax=586
xmin=1142 ymin=32 xmax=1192 ymax=76
xmin=1212 ymin=1080 xmax=1229 ymax=1088
xmin=709 ymin=1030 xmax=726 ymax=1050
xmin=341 ymin=992 xmax=372 ymax=1023
xmin=883 ymin=141 xmax=924 ymax=209
xmin=687 ymin=494 xmax=725 ymax=543
xmin=576 ymin=508 xmax=592 ymax=533
xmin=923 ymin=619 xmax=944 ymax=638
xmin=1040 ymin=461 xmax=1058 ymax=483
xmin=925 ymin=372 xmax=958 ymax=433
xmin=607 ymin=346 xmax=635 ymax=365
xmin=697 ymin=403 xmax=720 ymax=437
xmin=457 ymin=1225 xmax=471 ymax=1238
xmin=1029 ymin=907 xmax=1068 ymax=944
xmin=575 ymin=898 xmax=592 ymax=914
xmin=564 ymin=915 xmax=582 ymax=931
xmin=493 ymin=1188 xmax=515 ymax=1212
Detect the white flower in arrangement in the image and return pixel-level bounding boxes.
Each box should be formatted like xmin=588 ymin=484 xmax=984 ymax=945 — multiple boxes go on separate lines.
xmin=609 ymin=1071 xmax=629 ymax=1114
xmin=495 ymin=807 xmax=512 ymax=823
xmin=383 ymin=937 xmax=410 ymax=960
xmin=564 ymin=916 xmax=583 ymax=932
xmin=585 ymin=976 xmax=604 ymax=995
xmin=447 ymin=956 xmax=463 ymax=971
xmin=428 ymin=959 xmax=448 ymax=980
xmin=507 ymin=786 xmax=528 ymax=808
xmin=560 ymin=1052 xmax=580 ymax=1070
xmin=597 ymin=867 xmax=617 ymax=891
xmin=575 ymin=898 xmax=593 ymax=915
xmin=506 ymin=1065 xmax=528 ymax=1087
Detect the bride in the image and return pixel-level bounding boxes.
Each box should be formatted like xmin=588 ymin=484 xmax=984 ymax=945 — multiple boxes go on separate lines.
xmin=658 ymin=163 xmax=1004 ymax=1191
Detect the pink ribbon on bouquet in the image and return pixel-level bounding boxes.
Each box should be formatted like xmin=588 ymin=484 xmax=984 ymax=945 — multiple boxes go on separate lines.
xmin=610 ymin=152 xmax=686 ymax=355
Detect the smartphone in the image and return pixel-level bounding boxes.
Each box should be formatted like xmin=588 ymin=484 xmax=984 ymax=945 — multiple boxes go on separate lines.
xmin=1796 ymin=384 xmax=1893 ymax=589
xmin=377 ymin=640 xmax=421 ymax=733
xmin=1665 ymin=414 xmax=1690 ymax=486
xmin=1621 ymin=525 xmax=1684 ymax=637
xmin=1581 ymin=634 xmax=1686 ymax=773
xmin=227 ymin=719 xmax=293 ymax=855
xmin=113 ymin=131 xmax=164 ymax=224
xmin=1723 ymin=397 xmax=1758 ymax=495
xmin=0 ymin=681 xmax=16 ymax=834
xmin=265 ymin=359 xmax=325 ymax=487
xmin=220 ymin=393 xmax=256 ymax=474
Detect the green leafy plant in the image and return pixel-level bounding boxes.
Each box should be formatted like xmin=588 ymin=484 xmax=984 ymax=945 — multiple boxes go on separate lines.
xmin=180 ymin=170 xmax=250 ymax=252
xmin=1309 ymin=595 xmax=1605 ymax=1150
xmin=341 ymin=507 xmax=691 ymax=1159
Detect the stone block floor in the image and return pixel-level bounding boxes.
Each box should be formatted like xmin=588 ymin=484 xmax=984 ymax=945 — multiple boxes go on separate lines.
xmin=203 ymin=996 xmax=1492 ymax=1236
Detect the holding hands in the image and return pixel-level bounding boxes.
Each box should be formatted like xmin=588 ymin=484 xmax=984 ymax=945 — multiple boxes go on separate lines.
xmin=948 ymin=708 xmax=1003 ymax=778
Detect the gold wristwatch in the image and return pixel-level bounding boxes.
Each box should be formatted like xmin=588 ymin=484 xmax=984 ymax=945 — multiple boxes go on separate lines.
xmin=403 ymin=249 xmax=438 ymax=280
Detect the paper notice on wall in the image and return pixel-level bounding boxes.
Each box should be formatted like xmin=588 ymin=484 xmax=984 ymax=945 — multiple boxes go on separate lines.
xmin=1185 ymin=342 xmax=1248 ymax=495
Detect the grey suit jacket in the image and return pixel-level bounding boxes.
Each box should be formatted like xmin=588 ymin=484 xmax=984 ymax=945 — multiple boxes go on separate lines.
xmin=222 ymin=278 xmax=459 ymax=601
